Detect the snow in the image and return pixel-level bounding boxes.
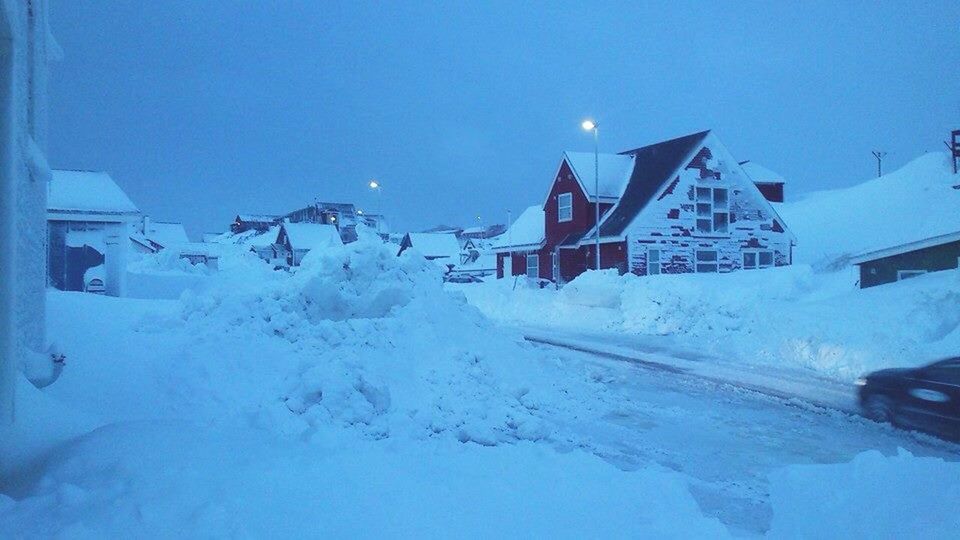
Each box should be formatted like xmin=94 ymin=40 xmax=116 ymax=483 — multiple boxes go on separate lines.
xmin=282 ymin=222 xmax=342 ymax=250
xmin=456 ymin=265 xmax=960 ymax=382
xmin=768 ymin=449 xmax=960 ymax=537
xmin=48 ymin=170 xmax=139 ymax=215
xmin=404 ymin=232 xmax=461 ymax=259
xmin=493 ymin=205 xmax=544 ymax=250
xmin=145 ymin=221 xmax=190 ymax=247
xmin=563 ymin=151 xmax=634 ymax=199
xmin=3 ymin=232 xmax=959 ymax=536
xmin=778 ymin=152 xmax=960 ymax=267
xmin=740 ymin=160 xmax=785 ymax=184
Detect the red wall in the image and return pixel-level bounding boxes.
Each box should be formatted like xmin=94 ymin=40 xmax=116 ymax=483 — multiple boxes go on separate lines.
xmin=557 ymin=242 xmax=627 ymax=282
xmin=543 ymin=160 xmax=613 ymax=248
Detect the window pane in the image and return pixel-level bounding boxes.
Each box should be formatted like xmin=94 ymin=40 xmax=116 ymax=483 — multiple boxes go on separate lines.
xmin=526 ymin=255 xmax=538 ymax=278
xmin=743 ymin=252 xmax=757 ymax=268
xmin=696 ymin=263 xmax=718 ymax=273
xmin=696 ymin=203 xmax=711 ymax=217
xmin=713 ymin=212 xmax=728 ymax=233
xmin=713 ymin=188 xmax=728 ymax=208
xmin=696 ymin=187 xmax=711 ymax=201
xmin=697 ymin=251 xmax=717 ymax=262
xmin=759 ymin=251 xmax=773 ymax=266
xmin=696 ymin=219 xmax=712 ymax=233
xmin=649 ymin=249 xmax=660 ymax=263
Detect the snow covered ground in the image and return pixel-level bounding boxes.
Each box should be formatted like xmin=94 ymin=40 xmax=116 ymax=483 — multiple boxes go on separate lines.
xmin=2 ymin=230 xmax=959 ymax=537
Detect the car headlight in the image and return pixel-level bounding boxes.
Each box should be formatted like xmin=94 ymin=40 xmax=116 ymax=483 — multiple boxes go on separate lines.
xmin=854 ymin=377 xmax=868 ymax=386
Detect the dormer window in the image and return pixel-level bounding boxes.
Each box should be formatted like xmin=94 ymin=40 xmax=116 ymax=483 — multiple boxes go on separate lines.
xmin=695 ymin=187 xmax=729 ymax=234
xmin=558 ymin=192 xmax=573 ymax=222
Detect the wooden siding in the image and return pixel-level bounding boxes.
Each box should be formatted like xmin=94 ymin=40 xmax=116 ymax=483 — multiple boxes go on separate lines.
xmin=858 ymin=239 xmax=960 ymax=288
xmin=543 ymin=160 xmax=613 ymax=248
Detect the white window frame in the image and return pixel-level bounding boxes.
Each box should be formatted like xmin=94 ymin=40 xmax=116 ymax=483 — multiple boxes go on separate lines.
xmin=526 ymin=254 xmax=539 ymax=278
xmin=695 ymin=249 xmax=718 ymax=273
xmin=502 ymin=255 xmax=512 ymax=277
xmin=897 ymin=269 xmax=926 ymax=281
xmin=695 ymin=187 xmax=729 ymax=235
xmin=648 ymin=248 xmax=661 ymax=275
xmin=557 ymin=192 xmax=573 ymax=223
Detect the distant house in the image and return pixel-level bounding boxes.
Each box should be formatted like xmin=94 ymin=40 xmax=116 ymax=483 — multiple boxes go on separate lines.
xmin=851 ymin=231 xmax=960 ymax=288
xmin=461 ymin=224 xmax=506 ymax=241
xmin=449 ymin=253 xmax=497 ymax=278
xmin=739 ymin=160 xmax=786 ymax=203
xmin=397 ymin=232 xmax=462 ymax=270
xmin=356 ymin=211 xmax=389 ymax=234
xmin=499 ymin=130 xmax=795 ymax=283
xmin=492 ymin=206 xmax=545 ymax=278
xmin=231 ymin=214 xmax=280 ymax=234
xmin=47 ymin=170 xmax=141 ymax=296
xmin=130 ymin=217 xmax=190 ymax=254
xmin=285 ymin=201 xmax=361 ymax=243
xmin=277 ymin=222 xmax=343 ymax=266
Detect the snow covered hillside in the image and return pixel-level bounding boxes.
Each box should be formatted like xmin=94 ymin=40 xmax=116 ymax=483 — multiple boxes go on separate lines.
xmin=779 ymin=152 xmax=960 ymax=267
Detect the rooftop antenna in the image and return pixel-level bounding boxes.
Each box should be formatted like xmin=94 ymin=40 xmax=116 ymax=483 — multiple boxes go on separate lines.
xmin=871 ymin=151 xmax=888 ymax=178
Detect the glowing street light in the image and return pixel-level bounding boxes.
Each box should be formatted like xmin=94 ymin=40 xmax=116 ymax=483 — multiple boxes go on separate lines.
xmin=582 ymin=119 xmax=600 ymax=271
xmin=368 ymin=179 xmax=383 ymax=234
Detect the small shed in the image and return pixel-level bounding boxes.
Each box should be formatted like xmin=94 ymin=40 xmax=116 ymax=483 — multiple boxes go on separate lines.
xmin=277 ymin=222 xmax=343 ymax=266
xmin=850 ymin=231 xmax=960 ymax=288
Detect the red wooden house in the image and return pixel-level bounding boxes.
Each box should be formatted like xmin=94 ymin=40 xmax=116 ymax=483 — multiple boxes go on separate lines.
xmin=498 ymin=130 xmax=795 ymax=283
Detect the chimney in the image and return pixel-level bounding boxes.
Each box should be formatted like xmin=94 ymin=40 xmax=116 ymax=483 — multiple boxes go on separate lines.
xmin=142 ymin=215 xmax=150 ymax=235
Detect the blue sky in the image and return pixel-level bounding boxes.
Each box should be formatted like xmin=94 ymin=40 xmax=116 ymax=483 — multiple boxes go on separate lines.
xmin=49 ymin=1 xmax=960 ymax=237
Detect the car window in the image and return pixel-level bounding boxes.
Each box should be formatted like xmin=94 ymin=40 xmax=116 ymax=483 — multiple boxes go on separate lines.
xmin=923 ymin=366 xmax=960 ymax=385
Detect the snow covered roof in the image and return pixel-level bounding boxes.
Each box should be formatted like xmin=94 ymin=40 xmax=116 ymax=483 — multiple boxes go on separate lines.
xmin=778 ymin=152 xmax=960 ymax=266
xmin=244 ymin=226 xmax=280 ymax=248
xmin=404 ymin=233 xmax=462 ymax=259
xmin=850 ymin=230 xmax=960 ymax=265
xmin=236 ymin=214 xmax=280 ymax=223
xmin=145 ymin=222 xmax=189 ymax=247
xmin=281 ymin=223 xmax=343 ymax=250
xmin=560 ymin=131 xmax=710 ymax=247
xmin=740 ymin=161 xmax=786 ymax=184
xmin=48 ymin=170 xmax=140 ymax=216
xmin=563 ymin=152 xmax=635 ymax=200
xmin=492 ymin=205 xmax=545 ymax=251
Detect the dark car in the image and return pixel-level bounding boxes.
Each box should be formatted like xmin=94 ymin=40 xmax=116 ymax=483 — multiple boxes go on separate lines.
xmin=857 ymin=357 xmax=960 ymax=441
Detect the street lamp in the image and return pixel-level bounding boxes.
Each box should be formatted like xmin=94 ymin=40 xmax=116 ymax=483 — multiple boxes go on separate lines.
xmin=582 ymin=119 xmax=600 ymax=271
xmin=368 ymin=180 xmax=382 ymax=235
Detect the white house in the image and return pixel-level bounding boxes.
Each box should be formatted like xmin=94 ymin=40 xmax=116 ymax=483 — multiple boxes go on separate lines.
xmin=1 ymin=0 xmax=56 ymax=424
xmin=47 ymin=170 xmax=141 ymax=296
xmin=491 ymin=205 xmax=545 ymax=278
xmin=397 ymin=232 xmax=462 ymax=270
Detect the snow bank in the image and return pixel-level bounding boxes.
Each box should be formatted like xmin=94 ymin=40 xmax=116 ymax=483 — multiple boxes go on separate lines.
xmin=768 ymin=449 xmax=960 ymax=538
xmin=457 ymin=266 xmax=960 ymax=381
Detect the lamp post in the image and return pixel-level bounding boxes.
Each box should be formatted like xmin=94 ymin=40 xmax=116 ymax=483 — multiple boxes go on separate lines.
xmin=368 ymin=180 xmax=382 ymax=235
xmin=582 ymin=119 xmax=600 ymax=271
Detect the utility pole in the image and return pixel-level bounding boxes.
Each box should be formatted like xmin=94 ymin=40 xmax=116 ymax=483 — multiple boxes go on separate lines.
xmin=872 ymin=151 xmax=887 ymax=178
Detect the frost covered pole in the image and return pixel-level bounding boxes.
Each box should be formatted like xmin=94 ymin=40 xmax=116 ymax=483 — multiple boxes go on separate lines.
xmin=0 ymin=87 xmax=14 ymax=425
xmin=872 ymin=151 xmax=887 ymax=178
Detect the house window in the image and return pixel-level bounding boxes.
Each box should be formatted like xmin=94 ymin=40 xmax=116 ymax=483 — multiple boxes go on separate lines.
xmin=897 ymin=270 xmax=926 ymax=281
xmin=743 ymin=250 xmax=775 ymax=270
xmin=526 ymin=254 xmax=539 ymax=278
xmin=696 ymin=250 xmax=718 ymax=273
xmin=648 ymin=248 xmax=661 ymax=275
xmin=695 ymin=187 xmax=729 ymax=234
xmin=558 ymin=193 xmax=573 ymax=222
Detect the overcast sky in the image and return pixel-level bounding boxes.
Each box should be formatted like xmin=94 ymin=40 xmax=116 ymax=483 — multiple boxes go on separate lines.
xmin=50 ymin=1 xmax=960 ymax=238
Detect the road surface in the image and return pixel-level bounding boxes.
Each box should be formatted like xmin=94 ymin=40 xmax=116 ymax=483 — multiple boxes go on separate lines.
xmin=529 ymin=337 xmax=960 ymax=536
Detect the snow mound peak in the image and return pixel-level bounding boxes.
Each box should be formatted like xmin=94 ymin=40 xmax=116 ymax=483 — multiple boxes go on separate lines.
xmin=780 ymin=152 xmax=960 ymax=267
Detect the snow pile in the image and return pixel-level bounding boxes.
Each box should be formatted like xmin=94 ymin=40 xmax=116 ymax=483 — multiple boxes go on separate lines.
xmin=457 ymin=266 xmax=960 ymax=381
xmin=768 ymin=449 xmax=960 ymax=537
xmin=779 ymin=152 xmax=960 ymax=267
xmin=174 ymin=231 xmax=597 ymax=445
